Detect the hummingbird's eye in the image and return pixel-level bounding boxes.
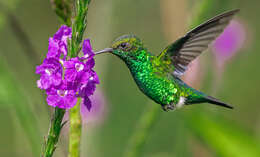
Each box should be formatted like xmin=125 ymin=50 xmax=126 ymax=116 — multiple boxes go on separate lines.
xmin=119 ymin=42 xmax=131 ymax=51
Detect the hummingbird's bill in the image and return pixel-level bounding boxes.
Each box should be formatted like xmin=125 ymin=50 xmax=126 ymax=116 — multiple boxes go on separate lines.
xmin=95 ymin=48 xmax=113 ymax=55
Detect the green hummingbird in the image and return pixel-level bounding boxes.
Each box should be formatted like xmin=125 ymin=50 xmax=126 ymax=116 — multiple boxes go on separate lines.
xmin=96 ymin=9 xmax=239 ymax=111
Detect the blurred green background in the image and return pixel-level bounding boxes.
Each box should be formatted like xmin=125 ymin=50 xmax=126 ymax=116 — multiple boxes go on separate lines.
xmin=0 ymin=0 xmax=260 ymax=157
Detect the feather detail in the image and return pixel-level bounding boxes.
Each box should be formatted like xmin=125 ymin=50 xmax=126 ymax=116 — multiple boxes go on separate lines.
xmin=157 ymin=9 xmax=240 ymax=77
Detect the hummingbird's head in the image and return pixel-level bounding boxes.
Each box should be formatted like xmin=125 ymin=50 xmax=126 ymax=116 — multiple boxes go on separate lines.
xmin=95 ymin=34 xmax=146 ymax=62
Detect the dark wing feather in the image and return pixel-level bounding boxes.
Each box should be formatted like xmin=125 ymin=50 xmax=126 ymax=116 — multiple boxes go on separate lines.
xmin=158 ymin=9 xmax=239 ymax=76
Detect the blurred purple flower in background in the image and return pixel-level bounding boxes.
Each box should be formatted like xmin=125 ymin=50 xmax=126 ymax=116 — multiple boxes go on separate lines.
xmin=62 ymin=89 xmax=107 ymax=127
xmin=210 ymin=19 xmax=247 ymax=94
xmin=212 ymin=20 xmax=246 ymax=65
xmin=81 ymin=90 xmax=107 ymax=125
xmin=183 ymin=20 xmax=247 ymax=89
xmin=36 ymin=25 xmax=99 ymax=110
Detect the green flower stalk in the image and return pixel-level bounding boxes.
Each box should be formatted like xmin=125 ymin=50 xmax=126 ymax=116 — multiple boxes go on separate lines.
xmin=68 ymin=0 xmax=91 ymax=57
xmin=41 ymin=0 xmax=71 ymax=156
xmin=42 ymin=108 xmax=66 ymax=157
xmin=68 ymin=1 xmax=92 ymax=157
xmin=51 ymin=0 xmax=73 ymax=26
xmin=41 ymin=1 xmax=94 ymax=157
xmin=69 ymin=99 xmax=82 ymax=157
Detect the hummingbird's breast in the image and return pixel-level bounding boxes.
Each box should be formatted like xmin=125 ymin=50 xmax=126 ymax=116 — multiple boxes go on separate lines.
xmin=128 ymin=58 xmax=181 ymax=106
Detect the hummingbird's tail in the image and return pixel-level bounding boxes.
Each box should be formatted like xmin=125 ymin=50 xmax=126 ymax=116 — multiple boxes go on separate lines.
xmin=185 ymin=94 xmax=233 ymax=109
xmin=203 ymin=96 xmax=233 ymax=109
xmin=175 ymin=77 xmax=233 ymax=109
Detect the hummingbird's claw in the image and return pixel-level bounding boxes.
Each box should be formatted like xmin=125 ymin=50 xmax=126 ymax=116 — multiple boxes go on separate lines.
xmin=162 ymin=104 xmax=175 ymax=112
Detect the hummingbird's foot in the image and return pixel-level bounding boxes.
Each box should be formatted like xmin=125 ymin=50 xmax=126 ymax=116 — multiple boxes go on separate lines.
xmin=162 ymin=104 xmax=175 ymax=112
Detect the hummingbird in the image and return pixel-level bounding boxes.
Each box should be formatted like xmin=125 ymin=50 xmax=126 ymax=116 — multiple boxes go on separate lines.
xmin=96 ymin=9 xmax=239 ymax=111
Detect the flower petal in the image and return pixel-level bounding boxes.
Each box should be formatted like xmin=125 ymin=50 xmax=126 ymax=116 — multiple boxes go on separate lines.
xmin=83 ymin=97 xmax=92 ymax=111
xmin=53 ymin=25 xmax=72 ymax=41
xmin=39 ymin=75 xmax=51 ymax=89
xmin=47 ymin=38 xmax=60 ymax=58
xmin=64 ymin=95 xmax=78 ymax=109
xmin=47 ymin=94 xmax=60 ymax=107
xmin=82 ymin=39 xmax=94 ymax=58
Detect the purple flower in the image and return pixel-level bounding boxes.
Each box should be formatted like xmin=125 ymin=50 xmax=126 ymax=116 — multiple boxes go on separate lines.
xmin=36 ymin=58 xmax=62 ymax=89
xmin=47 ymin=25 xmax=72 ymax=59
xmin=36 ymin=25 xmax=99 ymax=110
xmin=82 ymin=39 xmax=95 ymax=59
xmin=63 ymin=90 xmax=107 ymax=127
xmin=53 ymin=25 xmax=72 ymax=41
xmin=47 ymin=38 xmax=60 ymax=58
xmin=78 ymin=69 xmax=99 ymax=110
xmin=78 ymin=70 xmax=99 ymax=96
xmin=46 ymin=86 xmax=77 ymax=109
xmin=212 ymin=20 xmax=246 ymax=63
xmin=81 ymin=90 xmax=107 ymax=125
xmin=64 ymin=58 xmax=89 ymax=83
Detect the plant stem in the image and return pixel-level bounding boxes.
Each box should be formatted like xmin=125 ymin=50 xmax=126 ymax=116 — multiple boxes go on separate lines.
xmin=41 ymin=0 xmax=74 ymax=156
xmin=42 ymin=108 xmax=66 ymax=157
xmin=124 ymin=104 xmax=161 ymax=157
xmin=69 ymin=99 xmax=82 ymax=157
xmin=42 ymin=0 xmax=93 ymax=157
xmin=67 ymin=1 xmax=91 ymax=157
xmin=69 ymin=0 xmax=91 ymax=57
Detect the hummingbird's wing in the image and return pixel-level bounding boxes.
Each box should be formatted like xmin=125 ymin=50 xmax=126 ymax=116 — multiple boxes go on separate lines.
xmin=158 ymin=9 xmax=239 ymax=77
